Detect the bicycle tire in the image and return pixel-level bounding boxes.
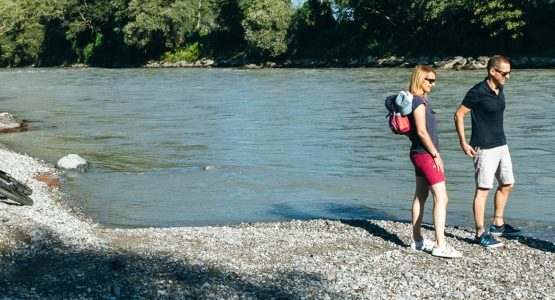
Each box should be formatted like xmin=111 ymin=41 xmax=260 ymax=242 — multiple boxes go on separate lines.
xmin=0 ymin=187 xmax=33 ymax=205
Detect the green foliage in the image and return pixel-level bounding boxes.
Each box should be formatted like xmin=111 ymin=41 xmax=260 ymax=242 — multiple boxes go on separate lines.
xmin=0 ymin=0 xmax=23 ymax=38
xmin=405 ymin=0 xmax=527 ymax=56
xmin=0 ymin=0 xmax=63 ymax=37
xmin=516 ymin=0 xmax=555 ymax=56
xmin=331 ymin=0 xmax=421 ymax=56
xmin=48 ymin=0 xmax=133 ymax=65
xmin=291 ymin=0 xmax=336 ymax=57
xmin=0 ymin=0 xmax=64 ymax=66
xmin=0 ymin=0 xmax=554 ymax=66
xmin=242 ymin=0 xmax=294 ymax=58
xmin=124 ymin=0 xmax=219 ymax=54
xmin=83 ymin=33 xmax=104 ymax=62
xmin=205 ymin=0 xmax=245 ymax=56
xmin=161 ymin=42 xmax=202 ymax=62
xmin=471 ymin=0 xmax=525 ymax=39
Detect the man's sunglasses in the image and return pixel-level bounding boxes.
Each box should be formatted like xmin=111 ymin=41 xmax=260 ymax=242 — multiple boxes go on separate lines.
xmin=424 ymin=78 xmax=436 ymax=84
xmin=494 ymin=68 xmax=511 ymax=77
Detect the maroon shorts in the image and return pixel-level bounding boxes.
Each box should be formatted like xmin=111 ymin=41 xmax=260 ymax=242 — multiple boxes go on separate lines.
xmin=410 ymin=152 xmax=445 ymax=185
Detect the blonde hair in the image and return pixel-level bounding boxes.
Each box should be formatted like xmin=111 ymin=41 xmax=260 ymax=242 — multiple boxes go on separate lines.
xmin=409 ymin=65 xmax=436 ymax=97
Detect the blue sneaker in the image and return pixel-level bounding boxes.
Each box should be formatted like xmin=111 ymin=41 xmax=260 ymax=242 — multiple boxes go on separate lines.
xmin=489 ymin=224 xmax=521 ymax=236
xmin=475 ymin=232 xmax=504 ymax=248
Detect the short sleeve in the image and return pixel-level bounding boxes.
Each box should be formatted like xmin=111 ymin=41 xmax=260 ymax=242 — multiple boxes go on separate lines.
xmin=411 ymin=95 xmax=426 ymax=112
xmin=461 ymin=89 xmax=478 ymax=109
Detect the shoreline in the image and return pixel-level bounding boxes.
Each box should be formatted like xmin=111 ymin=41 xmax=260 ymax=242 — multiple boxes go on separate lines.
xmin=145 ymin=55 xmax=555 ymax=69
xmin=0 ymin=145 xmax=553 ymax=298
xmin=6 ymin=55 xmax=555 ymax=70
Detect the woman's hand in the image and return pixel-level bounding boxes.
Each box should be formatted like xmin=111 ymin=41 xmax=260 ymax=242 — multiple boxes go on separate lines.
xmin=433 ymin=154 xmax=444 ymax=173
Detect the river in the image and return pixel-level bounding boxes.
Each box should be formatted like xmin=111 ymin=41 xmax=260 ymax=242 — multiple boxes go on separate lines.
xmin=0 ymin=67 xmax=553 ymax=242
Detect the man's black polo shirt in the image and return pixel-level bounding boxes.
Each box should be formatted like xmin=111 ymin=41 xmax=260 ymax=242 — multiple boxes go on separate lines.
xmin=461 ymin=79 xmax=507 ymax=149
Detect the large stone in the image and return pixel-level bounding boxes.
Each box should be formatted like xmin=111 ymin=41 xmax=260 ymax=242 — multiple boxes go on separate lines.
xmin=0 ymin=112 xmax=27 ymax=133
xmin=434 ymin=56 xmax=466 ymax=69
xmin=57 ymin=154 xmax=88 ymax=171
xmin=377 ymin=56 xmax=405 ymax=67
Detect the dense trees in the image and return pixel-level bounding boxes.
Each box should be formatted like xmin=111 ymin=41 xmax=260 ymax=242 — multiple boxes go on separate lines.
xmin=0 ymin=0 xmax=553 ymax=67
xmin=242 ymin=0 xmax=294 ymax=57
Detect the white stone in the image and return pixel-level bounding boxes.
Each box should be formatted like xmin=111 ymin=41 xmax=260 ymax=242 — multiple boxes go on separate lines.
xmin=0 ymin=112 xmax=22 ymax=129
xmin=57 ymin=154 xmax=88 ymax=170
xmin=203 ymin=165 xmax=216 ymax=171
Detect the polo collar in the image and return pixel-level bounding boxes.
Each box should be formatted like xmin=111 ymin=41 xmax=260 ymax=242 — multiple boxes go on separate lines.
xmin=483 ymin=78 xmax=503 ymax=95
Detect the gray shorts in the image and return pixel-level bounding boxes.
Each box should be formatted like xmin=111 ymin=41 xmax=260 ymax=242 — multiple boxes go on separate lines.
xmin=473 ymin=145 xmax=515 ymax=189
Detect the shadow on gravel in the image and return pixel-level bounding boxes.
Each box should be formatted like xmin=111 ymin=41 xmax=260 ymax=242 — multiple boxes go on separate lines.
xmin=424 ymin=224 xmax=555 ymax=253
xmin=424 ymin=224 xmax=478 ymax=245
xmin=0 ymin=229 xmax=348 ymax=299
xmin=340 ymin=219 xmax=407 ymax=248
xmin=504 ymin=236 xmax=555 ymax=253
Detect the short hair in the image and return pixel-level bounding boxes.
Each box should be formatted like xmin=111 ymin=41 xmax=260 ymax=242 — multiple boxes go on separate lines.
xmin=487 ymin=55 xmax=511 ymax=70
xmin=409 ymin=65 xmax=436 ymax=96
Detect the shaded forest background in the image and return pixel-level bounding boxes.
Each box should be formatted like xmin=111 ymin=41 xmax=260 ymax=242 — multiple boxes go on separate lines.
xmin=0 ymin=0 xmax=554 ymax=67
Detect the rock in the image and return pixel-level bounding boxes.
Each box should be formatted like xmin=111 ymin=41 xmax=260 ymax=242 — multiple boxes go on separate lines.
xmin=434 ymin=56 xmax=466 ymax=69
xmin=264 ymin=61 xmax=278 ymax=68
xmin=244 ymin=63 xmax=263 ymax=69
xmin=143 ymin=55 xmax=555 ymax=70
xmin=377 ymin=56 xmax=405 ymax=67
xmin=200 ymin=58 xmax=215 ymax=67
xmin=0 ymin=112 xmax=27 ymax=133
xmin=33 ymin=174 xmax=61 ymax=189
xmin=456 ymin=57 xmax=485 ymax=70
xmin=57 ymin=154 xmax=88 ymax=171
xmin=203 ymin=165 xmax=216 ymax=171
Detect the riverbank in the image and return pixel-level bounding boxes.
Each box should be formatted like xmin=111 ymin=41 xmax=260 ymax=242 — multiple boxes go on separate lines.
xmin=0 ymin=146 xmax=553 ymax=299
xmin=144 ymin=56 xmax=555 ymax=69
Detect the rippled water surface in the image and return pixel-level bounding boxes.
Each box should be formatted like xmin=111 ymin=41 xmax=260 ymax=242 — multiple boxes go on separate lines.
xmin=0 ymin=68 xmax=553 ymax=242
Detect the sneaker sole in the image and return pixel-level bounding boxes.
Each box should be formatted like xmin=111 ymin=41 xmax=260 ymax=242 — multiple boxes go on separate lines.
xmin=431 ymin=253 xmax=462 ymax=259
xmin=411 ymin=247 xmax=433 ymax=252
xmin=482 ymin=242 xmax=504 ymax=248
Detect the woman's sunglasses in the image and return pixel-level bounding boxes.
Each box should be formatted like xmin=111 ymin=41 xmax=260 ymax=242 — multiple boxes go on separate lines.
xmin=424 ymin=78 xmax=436 ymax=84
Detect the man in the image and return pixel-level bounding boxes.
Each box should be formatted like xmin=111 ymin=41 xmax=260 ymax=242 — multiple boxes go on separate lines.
xmin=454 ymin=55 xmax=520 ymax=248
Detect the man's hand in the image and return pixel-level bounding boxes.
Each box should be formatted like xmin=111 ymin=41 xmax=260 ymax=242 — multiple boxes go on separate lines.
xmin=461 ymin=143 xmax=476 ymax=157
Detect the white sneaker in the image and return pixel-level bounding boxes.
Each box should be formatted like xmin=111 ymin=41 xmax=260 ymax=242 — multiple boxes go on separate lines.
xmin=431 ymin=244 xmax=462 ymax=258
xmin=410 ymin=238 xmax=434 ymax=252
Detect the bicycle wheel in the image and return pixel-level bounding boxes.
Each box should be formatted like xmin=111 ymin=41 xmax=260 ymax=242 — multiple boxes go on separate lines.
xmin=0 ymin=187 xmax=33 ymax=205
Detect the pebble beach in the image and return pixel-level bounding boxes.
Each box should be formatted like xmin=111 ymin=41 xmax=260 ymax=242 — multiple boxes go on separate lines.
xmin=0 ymin=145 xmax=553 ymax=299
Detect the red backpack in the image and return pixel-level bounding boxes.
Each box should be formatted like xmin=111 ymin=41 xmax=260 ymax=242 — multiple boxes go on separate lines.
xmin=385 ymin=94 xmax=411 ymax=135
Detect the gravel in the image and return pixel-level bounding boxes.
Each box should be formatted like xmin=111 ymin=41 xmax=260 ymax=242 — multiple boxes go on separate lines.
xmin=0 ymin=146 xmax=553 ymax=299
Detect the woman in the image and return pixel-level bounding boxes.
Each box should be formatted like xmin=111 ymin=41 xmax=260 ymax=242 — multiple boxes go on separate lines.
xmin=407 ymin=65 xmax=461 ymax=258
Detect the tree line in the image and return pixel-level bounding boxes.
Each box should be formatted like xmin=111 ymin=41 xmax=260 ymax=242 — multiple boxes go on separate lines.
xmin=0 ymin=0 xmax=554 ymax=67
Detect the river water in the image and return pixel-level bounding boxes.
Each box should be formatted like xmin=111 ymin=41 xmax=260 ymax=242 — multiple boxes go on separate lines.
xmin=0 ymin=68 xmax=553 ymax=242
